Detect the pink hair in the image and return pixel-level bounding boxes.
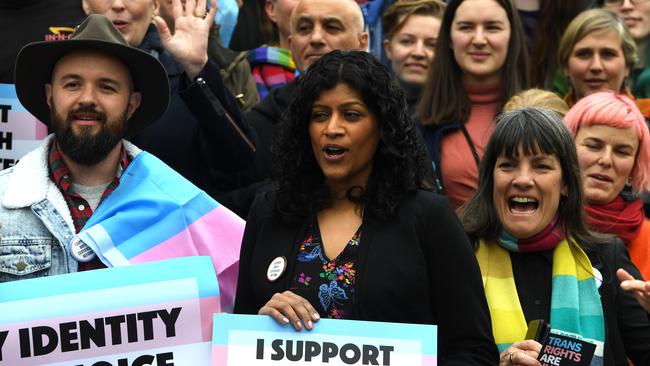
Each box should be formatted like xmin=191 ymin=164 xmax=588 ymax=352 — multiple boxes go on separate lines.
xmin=564 ymin=91 xmax=650 ymax=192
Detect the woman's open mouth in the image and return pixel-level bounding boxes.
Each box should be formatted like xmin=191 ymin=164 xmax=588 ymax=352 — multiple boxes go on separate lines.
xmin=323 ymin=145 xmax=348 ymax=162
xmin=509 ymin=196 xmax=539 ymax=214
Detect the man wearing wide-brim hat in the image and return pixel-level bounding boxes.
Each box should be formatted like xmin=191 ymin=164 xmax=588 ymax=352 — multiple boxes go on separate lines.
xmin=0 ymin=14 xmax=243 ymax=301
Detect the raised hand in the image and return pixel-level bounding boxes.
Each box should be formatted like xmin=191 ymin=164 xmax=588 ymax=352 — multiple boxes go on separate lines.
xmin=153 ymin=0 xmax=217 ymax=79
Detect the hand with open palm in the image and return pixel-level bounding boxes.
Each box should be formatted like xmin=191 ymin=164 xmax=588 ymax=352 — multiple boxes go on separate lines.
xmin=153 ymin=0 xmax=217 ymax=79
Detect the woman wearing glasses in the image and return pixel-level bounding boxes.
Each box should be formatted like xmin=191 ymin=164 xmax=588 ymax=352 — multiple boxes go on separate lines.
xmin=604 ymin=0 xmax=650 ymax=98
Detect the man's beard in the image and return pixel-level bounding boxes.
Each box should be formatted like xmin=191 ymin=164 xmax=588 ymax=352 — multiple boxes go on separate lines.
xmin=51 ymin=105 xmax=126 ymax=166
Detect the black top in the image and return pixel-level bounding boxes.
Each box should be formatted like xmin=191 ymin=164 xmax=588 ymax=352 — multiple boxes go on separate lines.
xmin=228 ymin=0 xmax=266 ymax=52
xmin=397 ymin=79 xmax=422 ymax=118
xmin=235 ymin=190 xmax=499 ymax=365
xmin=510 ymin=242 xmax=650 ymax=365
xmin=216 ymin=81 xmax=298 ymax=217
xmin=511 ymin=250 xmax=553 ymax=323
xmin=0 ymin=0 xmax=86 ymax=84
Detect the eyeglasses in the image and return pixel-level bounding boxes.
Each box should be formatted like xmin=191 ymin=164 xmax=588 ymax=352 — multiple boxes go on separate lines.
xmin=604 ymin=0 xmax=650 ymax=6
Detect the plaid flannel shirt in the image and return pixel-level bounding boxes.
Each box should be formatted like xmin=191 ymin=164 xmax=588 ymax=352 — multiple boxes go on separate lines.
xmin=49 ymin=142 xmax=130 ymax=271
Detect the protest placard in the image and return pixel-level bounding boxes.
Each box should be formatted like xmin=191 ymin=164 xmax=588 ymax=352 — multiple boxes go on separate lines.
xmin=211 ymin=313 xmax=437 ymax=366
xmin=0 ymin=256 xmax=219 ymax=365
xmin=538 ymin=332 xmax=597 ymax=366
xmin=0 ymin=83 xmax=47 ymax=170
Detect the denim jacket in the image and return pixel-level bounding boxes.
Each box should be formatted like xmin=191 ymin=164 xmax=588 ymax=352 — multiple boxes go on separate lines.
xmin=0 ymin=135 xmax=141 ymax=282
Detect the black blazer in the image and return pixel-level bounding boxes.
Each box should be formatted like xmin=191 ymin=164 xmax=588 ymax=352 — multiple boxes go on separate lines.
xmin=234 ymin=190 xmax=499 ymax=365
xmin=587 ymin=241 xmax=650 ymax=365
xmin=511 ymin=240 xmax=650 ymax=365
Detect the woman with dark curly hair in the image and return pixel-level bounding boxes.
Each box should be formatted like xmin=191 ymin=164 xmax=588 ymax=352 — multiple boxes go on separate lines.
xmin=234 ymin=50 xmax=499 ymax=365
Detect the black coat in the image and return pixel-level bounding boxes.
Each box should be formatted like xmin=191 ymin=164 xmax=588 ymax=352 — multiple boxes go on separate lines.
xmin=246 ymin=80 xmax=297 ymax=181
xmin=511 ymin=240 xmax=650 ymax=365
xmin=235 ymin=190 xmax=499 ymax=366
xmin=216 ymin=81 xmax=297 ymax=217
xmin=131 ymin=26 xmax=256 ymax=194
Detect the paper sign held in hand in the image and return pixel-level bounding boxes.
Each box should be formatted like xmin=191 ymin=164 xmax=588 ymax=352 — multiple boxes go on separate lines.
xmin=211 ymin=314 xmax=438 ymax=365
xmin=538 ymin=332 xmax=596 ymax=366
xmin=0 ymin=256 xmax=219 ymax=366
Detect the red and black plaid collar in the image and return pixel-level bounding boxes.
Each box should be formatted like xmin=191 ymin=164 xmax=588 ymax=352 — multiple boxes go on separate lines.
xmin=48 ymin=141 xmax=130 ymax=271
xmin=49 ymin=142 xmax=130 ymax=192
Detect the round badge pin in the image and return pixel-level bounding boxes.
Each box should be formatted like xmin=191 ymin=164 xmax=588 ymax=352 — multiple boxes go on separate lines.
xmin=592 ymin=267 xmax=603 ymax=289
xmin=70 ymin=237 xmax=97 ymax=263
xmin=267 ymin=256 xmax=287 ymax=282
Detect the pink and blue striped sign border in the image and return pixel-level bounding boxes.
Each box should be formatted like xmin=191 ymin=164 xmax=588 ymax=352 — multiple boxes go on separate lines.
xmin=211 ymin=314 xmax=437 ymax=365
xmin=0 ymin=256 xmax=219 ymax=365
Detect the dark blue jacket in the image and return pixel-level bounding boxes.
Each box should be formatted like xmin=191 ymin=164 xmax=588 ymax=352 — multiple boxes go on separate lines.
xmin=417 ymin=121 xmax=464 ymax=195
xmin=132 ymin=25 xmax=256 ymax=194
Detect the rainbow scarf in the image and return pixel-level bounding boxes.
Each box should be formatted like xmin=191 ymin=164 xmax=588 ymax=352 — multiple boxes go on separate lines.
xmin=76 ymin=151 xmax=245 ymax=313
xmin=476 ymin=238 xmax=605 ymax=365
xmin=248 ymin=46 xmax=297 ymax=100
xmin=498 ymin=216 xmax=564 ymax=252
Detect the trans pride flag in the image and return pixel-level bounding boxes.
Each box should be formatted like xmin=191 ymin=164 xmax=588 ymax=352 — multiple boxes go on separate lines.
xmin=76 ymin=151 xmax=244 ymax=313
xmin=0 ymin=257 xmax=219 ymax=365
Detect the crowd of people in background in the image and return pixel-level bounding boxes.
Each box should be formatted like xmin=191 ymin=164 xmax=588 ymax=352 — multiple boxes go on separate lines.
xmin=4 ymin=0 xmax=650 ymax=364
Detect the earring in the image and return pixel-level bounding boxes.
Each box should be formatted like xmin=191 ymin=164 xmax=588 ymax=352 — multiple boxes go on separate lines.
xmin=621 ymin=177 xmax=638 ymax=201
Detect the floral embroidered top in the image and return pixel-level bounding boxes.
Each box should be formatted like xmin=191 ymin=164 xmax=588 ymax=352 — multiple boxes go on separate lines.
xmin=289 ymin=221 xmax=360 ymax=319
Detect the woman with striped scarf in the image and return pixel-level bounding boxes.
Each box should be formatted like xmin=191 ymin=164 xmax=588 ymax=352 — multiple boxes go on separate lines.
xmin=460 ymin=107 xmax=650 ymax=365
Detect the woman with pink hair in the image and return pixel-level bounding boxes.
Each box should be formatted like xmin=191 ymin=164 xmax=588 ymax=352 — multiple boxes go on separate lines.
xmin=564 ymin=91 xmax=650 ymax=282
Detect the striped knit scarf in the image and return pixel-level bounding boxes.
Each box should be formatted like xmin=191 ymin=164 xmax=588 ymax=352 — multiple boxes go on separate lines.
xmin=248 ymin=46 xmax=296 ymax=100
xmin=476 ymin=238 xmax=605 ymax=365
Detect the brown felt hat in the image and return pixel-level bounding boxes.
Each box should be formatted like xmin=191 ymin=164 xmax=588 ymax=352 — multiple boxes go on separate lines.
xmin=14 ymin=14 xmax=170 ymax=137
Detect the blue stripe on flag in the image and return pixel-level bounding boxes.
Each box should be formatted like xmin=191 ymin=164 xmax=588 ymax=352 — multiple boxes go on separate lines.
xmin=82 ymin=152 xmax=219 ymax=258
xmin=0 ymin=256 xmax=218 ymax=303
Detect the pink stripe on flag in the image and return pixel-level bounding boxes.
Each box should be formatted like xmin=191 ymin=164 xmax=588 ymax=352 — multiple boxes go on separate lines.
xmin=265 ymin=74 xmax=291 ymax=84
xmin=35 ymin=118 xmax=47 ymax=137
xmin=422 ymin=355 xmax=438 ymax=366
xmin=200 ymin=296 xmax=220 ymax=340
xmin=130 ymin=206 xmax=244 ymax=312
xmin=211 ymin=345 xmax=229 ymax=365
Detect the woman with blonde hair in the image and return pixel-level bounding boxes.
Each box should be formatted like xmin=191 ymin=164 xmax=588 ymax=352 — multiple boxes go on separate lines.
xmin=503 ymin=88 xmax=570 ymax=117
xmin=558 ymin=9 xmax=639 ymax=107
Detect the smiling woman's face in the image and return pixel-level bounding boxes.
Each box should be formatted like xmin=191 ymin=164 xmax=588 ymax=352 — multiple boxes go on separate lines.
xmin=567 ymin=30 xmax=629 ymax=100
xmin=83 ymin=0 xmax=158 ymax=47
xmin=450 ymin=0 xmax=511 ymax=84
xmin=493 ymin=146 xmax=566 ymax=239
xmin=384 ymin=14 xmax=441 ymax=86
xmin=604 ymin=0 xmax=650 ymax=40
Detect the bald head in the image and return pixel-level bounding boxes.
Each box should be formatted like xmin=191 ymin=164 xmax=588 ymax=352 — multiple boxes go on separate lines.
xmin=290 ymin=0 xmax=364 ymax=34
xmin=288 ymin=0 xmax=368 ymax=71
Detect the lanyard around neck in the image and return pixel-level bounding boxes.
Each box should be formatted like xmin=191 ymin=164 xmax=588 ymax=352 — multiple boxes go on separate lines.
xmin=460 ymin=124 xmax=481 ymax=169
